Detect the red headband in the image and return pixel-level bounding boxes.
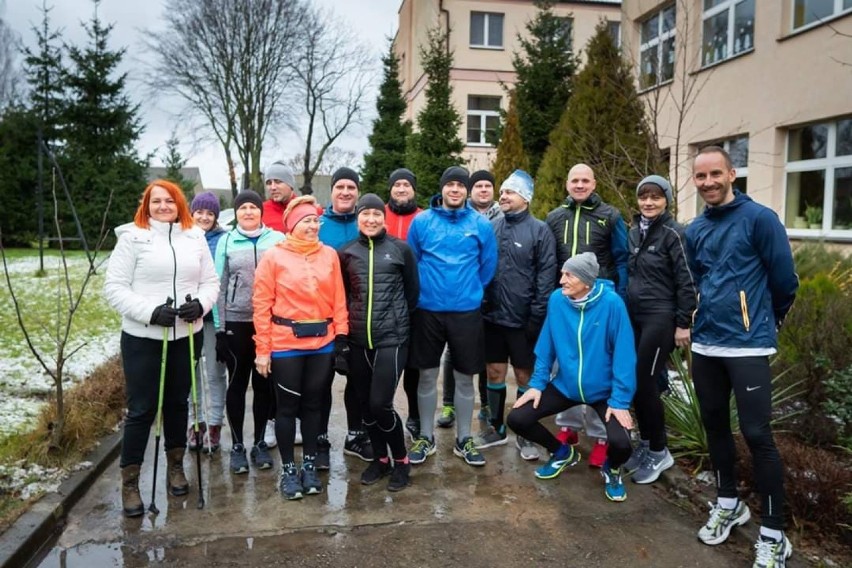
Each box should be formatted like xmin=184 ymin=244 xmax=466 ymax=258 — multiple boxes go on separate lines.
xmin=284 ymin=202 xmax=320 ymax=233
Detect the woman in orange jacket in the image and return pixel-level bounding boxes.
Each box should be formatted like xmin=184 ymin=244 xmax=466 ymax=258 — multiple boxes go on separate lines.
xmin=253 ymin=195 xmax=349 ymax=500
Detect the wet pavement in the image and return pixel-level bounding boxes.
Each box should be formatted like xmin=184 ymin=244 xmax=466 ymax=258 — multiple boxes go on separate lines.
xmin=36 ymin=378 xmax=746 ymax=567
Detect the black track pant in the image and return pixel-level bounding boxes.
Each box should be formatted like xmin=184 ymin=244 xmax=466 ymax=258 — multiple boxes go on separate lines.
xmin=120 ymin=331 xmax=199 ymax=467
xmin=272 ymin=353 xmax=333 ymax=464
xmin=402 ymin=367 xmax=420 ymax=420
xmin=506 ymin=384 xmax=631 ymax=468
xmin=692 ymin=353 xmax=785 ymax=530
xmin=350 ymin=345 xmax=408 ymax=460
xmin=631 ymin=312 xmax=675 ymax=451
xmin=224 ymin=321 xmax=270 ymax=448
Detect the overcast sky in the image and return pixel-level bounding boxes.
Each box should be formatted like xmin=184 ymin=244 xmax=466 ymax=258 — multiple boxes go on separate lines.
xmin=4 ymin=0 xmax=401 ymax=189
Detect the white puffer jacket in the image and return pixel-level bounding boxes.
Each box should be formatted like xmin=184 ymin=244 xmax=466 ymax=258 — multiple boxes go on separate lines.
xmin=104 ymin=219 xmax=220 ymax=340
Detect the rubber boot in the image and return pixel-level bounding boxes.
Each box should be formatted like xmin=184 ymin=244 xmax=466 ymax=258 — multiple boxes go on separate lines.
xmin=166 ymin=448 xmax=189 ymax=496
xmin=121 ymin=465 xmax=145 ymax=517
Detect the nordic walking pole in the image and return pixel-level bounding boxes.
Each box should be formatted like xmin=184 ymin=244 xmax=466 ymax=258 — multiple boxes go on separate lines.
xmin=186 ymin=294 xmax=205 ymax=509
xmin=149 ymin=297 xmax=173 ymax=515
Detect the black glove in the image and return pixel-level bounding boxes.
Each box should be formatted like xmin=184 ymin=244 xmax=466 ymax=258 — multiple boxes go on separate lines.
xmin=178 ymin=298 xmax=204 ymax=322
xmin=215 ymin=331 xmax=229 ymax=363
xmin=150 ymin=302 xmax=178 ymax=327
xmin=525 ymin=320 xmax=543 ymax=345
xmin=333 ymin=334 xmax=350 ymax=376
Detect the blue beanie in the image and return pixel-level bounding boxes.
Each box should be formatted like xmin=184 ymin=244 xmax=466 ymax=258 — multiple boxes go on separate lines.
xmin=500 ymin=169 xmax=534 ymax=203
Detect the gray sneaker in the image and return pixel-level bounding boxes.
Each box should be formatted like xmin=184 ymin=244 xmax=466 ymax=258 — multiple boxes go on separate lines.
xmin=515 ymin=436 xmax=540 ymax=461
xmin=632 ymin=447 xmax=674 ymax=484
xmin=698 ymin=500 xmax=751 ymax=545
xmin=753 ymin=534 xmax=792 ymax=568
xmin=475 ymin=424 xmax=508 ymax=449
xmin=624 ymin=440 xmax=650 ymax=473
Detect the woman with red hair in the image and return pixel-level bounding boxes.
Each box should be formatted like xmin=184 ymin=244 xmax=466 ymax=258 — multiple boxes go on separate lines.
xmin=104 ymin=180 xmax=219 ymax=517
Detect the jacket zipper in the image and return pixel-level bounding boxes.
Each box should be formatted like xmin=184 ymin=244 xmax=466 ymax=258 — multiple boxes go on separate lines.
xmin=367 ymin=238 xmax=375 ymax=349
xmin=169 ymin=224 xmax=177 ymax=341
xmin=585 ymin=221 xmax=590 ymax=244
xmin=231 ymin=274 xmax=239 ymax=303
xmin=577 ymin=304 xmax=586 ymax=402
xmin=571 ymin=207 xmax=581 ymax=256
xmin=739 ymin=290 xmax=750 ymax=332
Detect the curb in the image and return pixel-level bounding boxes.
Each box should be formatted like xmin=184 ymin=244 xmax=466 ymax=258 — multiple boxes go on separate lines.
xmin=0 ymin=430 xmax=122 ymax=568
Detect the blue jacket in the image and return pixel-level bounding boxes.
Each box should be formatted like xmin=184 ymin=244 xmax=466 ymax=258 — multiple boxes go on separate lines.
xmin=529 ymin=280 xmax=636 ymax=410
xmin=407 ymin=195 xmax=498 ymax=312
xmin=202 ymin=226 xmax=227 ymax=322
xmin=685 ymin=191 xmax=798 ymax=349
xmin=319 ymin=207 xmax=358 ymax=251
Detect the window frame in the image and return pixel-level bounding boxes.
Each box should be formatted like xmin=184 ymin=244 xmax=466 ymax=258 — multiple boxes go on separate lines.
xmin=470 ymin=11 xmax=505 ymax=49
xmin=638 ymin=4 xmax=677 ymax=90
xmin=791 ymin=0 xmax=852 ymax=32
xmin=701 ymin=0 xmax=755 ymax=68
xmin=466 ymin=95 xmax=502 ymax=147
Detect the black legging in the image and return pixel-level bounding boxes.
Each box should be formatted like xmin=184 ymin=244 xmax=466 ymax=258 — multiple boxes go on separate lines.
xmin=272 ymin=352 xmax=333 ymax=465
xmin=692 ymin=353 xmax=785 ymax=530
xmin=224 ymin=321 xmax=270 ymax=448
xmin=403 ymin=367 xmax=420 ymax=420
xmin=631 ymin=312 xmax=675 ymax=451
xmin=506 ymin=383 xmax=631 ymax=468
xmin=350 ymin=345 xmax=408 ymax=460
xmin=320 ymin=367 xmax=364 ymax=437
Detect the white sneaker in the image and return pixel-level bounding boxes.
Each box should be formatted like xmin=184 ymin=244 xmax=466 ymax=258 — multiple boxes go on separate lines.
xmin=753 ymin=534 xmax=792 ymax=568
xmin=698 ymin=500 xmax=751 ymax=545
xmin=294 ymin=418 xmax=303 ymax=445
xmin=264 ymin=419 xmax=277 ymax=448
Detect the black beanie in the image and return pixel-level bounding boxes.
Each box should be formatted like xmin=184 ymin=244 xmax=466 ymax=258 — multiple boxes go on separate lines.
xmin=469 ymin=170 xmax=495 ymax=190
xmin=355 ymin=193 xmax=386 ymax=216
xmin=440 ymin=166 xmax=470 ymax=190
xmin=331 ymin=167 xmax=360 ymax=189
xmin=388 ymin=168 xmax=416 ymax=190
xmin=233 ymin=189 xmax=264 ymax=214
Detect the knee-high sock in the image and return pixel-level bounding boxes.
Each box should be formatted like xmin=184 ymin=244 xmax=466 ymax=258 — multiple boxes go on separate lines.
xmin=454 ymin=371 xmax=475 ymax=441
xmin=488 ymin=382 xmax=507 ymax=428
xmin=417 ymin=367 xmax=439 ymax=440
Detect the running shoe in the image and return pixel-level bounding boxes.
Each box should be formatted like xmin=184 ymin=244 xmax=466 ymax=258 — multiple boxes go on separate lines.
xmin=515 ymin=436 xmax=540 ymax=461
xmin=361 ymin=460 xmax=393 ymax=485
xmin=315 ymin=436 xmax=331 ymax=471
xmin=753 ymin=534 xmax=792 ymax=568
xmin=475 ymin=424 xmax=508 ymax=449
xmin=588 ymin=438 xmax=608 ymax=468
xmin=343 ymin=432 xmax=374 ymax=462
xmin=301 ymin=462 xmax=323 ymax=495
xmin=250 ymin=441 xmax=274 ymax=470
xmin=534 ymin=445 xmax=580 ymax=479
xmin=407 ymin=436 xmax=436 ymax=465
xmin=436 ymin=405 xmax=456 ymax=428
xmin=387 ymin=462 xmax=411 ymax=492
xmin=230 ymin=443 xmax=249 ymax=475
xmin=601 ymin=461 xmax=626 ymax=502
xmin=698 ymin=500 xmax=752 ymax=545
xmin=279 ymin=467 xmax=303 ymax=500
xmin=623 ymin=439 xmax=650 ymax=473
xmin=453 ymin=436 xmax=486 ymax=467
xmin=264 ymin=419 xmax=278 ymax=449
xmin=632 ymin=447 xmax=674 ymax=484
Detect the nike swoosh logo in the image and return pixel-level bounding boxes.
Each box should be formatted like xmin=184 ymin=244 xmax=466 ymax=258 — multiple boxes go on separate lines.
xmin=746 ymin=386 xmax=761 ymax=392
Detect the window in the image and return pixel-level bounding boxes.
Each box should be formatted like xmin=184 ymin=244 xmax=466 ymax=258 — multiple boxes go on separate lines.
xmin=555 ymin=17 xmax=574 ymax=50
xmin=785 ymin=118 xmax=852 ymax=231
xmin=696 ymin=136 xmax=749 ymax=212
xmin=639 ymin=5 xmax=676 ymax=89
xmin=702 ymin=0 xmax=754 ymax=67
xmin=607 ymin=20 xmax=622 ymax=47
xmin=467 ymin=96 xmax=501 ymax=146
xmin=793 ymin=0 xmax=852 ymax=30
xmin=470 ymin=12 xmax=504 ymax=48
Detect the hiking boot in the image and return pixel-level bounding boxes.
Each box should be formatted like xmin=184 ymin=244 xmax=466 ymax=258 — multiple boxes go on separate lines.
xmin=753 ymin=534 xmax=792 ymax=568
xmin=407 ymin=436 xmax=436 ymax=465
xmin=437 ymin=405 xmax=456 ymax=428
xmin=187 ymin=422 xmax=206 ymax=452
xmin=453 ymin=436 xmax=486 ymax=467
xmin=279 ymin=466 xmax=303 ymax=500
xmin=301 ymin=463 xmax=323 ymax=495
xmin=315 ymin=437 xmax=331 ymax=471
xmin=602 ymin=461 xmax=627 ymax=502
xmin=556 ymin=427 xmax=579 ymax=446
xmin=475 ymin=424 xmax=508 ymax=449
xmin=515 ymin=436 xmax=541 ymax=461
xmin=205 ymin=425 xmax=222 ymax=454
xmin=166 ymin=448 xmax=189 ymax=496
xmin=632 ymin=447 xmax=674 ymax=485
xmin=360 ymin=459 xmax=393 ymax=485
xmin=120 ymin=464 xmax=144 ymax=517
xmin=250 ymin=442 xmax=274 ymax=470
xmin=588 ymin=438 xmax=608 ymax=468
xmin=264 ymin=419 xmax=278 ymax=448
xmin=535 ymin=444 xmax=581 ymax=480
xmin=477 ymin=405 xmax=491 ymax=422
xmin=230 ymin=443 xmax=249 ymax=474
xmin=294 ymin=418 xmax=303 ymax=445
xmin=388 ymin=462 xmax=411 ymax=492
xmin=343 ymin=432 xmax=374 ymax=462
xmin=698 ymin=500 xmax=752 ymax=545
xmin=623 ymin=440 xmax=649 ymax=473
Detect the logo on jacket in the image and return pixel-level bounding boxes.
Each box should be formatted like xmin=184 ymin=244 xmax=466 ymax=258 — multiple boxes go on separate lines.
xmin=514 ymin=242 xmax=523 ymax=248
xmin=597 ymin=219 xmax=607 ymax=227
xmin=384 ymin=253 xmax=393 ymax=260
xmin=648 ymin=246 xmax=656 ymax=252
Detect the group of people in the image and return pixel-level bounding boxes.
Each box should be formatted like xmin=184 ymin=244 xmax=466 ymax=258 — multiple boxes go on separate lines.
xmin=104 ymin=144 xmax=797 ymax=568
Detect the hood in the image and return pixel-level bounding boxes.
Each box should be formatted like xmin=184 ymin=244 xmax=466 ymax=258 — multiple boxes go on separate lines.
xmin=563 ymin=279 xmax=614 ymax=310
xmin=702 ymin=190 xmax=751 ymax=219
xmin=323 ymin=206 xmax=357 ymax=223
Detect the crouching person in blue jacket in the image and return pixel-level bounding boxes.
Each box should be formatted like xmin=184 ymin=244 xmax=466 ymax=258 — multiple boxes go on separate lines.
xmin=506 ymin=252 xmax=637 ymax=502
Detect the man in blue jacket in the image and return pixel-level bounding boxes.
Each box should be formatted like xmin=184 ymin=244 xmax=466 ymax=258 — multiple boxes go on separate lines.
xmin=406 ymin=166 xmax=498 ymax=467
xmin=686 ymin=146 xmax=797 ymax=568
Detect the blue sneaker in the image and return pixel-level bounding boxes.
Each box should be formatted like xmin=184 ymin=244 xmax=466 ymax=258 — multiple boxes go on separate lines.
xmin=408 ymin=436 xmax=436 ymax=465
xmin=602 ymin=461 xmax=626 ymax=502
xmin=534 ymin=444 xmax=580 ymax=479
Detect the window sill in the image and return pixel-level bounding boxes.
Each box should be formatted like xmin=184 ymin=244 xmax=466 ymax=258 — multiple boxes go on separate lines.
xmin=786 ymin=228 xmax=852 ymax=242
xmin=638 ymin=78 xmax=674 ymax=95
xmin=466 ymin=143 xmax=495 ymax=149
xmin=469 ymin=45 xmax=504 ymax=51
xmin=692 ymin=48 xmax=754 ymax=75
xmin=780 ymin=9 xmax=852 ymax=41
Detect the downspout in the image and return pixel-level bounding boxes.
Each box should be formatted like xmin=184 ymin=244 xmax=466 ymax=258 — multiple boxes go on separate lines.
xmin=440 ymin=0 xmax=450 ymax=54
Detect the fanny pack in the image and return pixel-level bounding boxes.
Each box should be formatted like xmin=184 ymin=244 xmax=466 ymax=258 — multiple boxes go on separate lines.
xmin=271 ymin=316 xmax=332 ymax=338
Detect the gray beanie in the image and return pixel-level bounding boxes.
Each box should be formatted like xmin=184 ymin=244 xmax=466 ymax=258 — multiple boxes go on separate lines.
xmin=636 ymin=174 xmax=673 ymax=206
xmin=561 ymin=252 xmax=599 ymax=287
xmin=265 ymin=161 xmax=297 ymax=189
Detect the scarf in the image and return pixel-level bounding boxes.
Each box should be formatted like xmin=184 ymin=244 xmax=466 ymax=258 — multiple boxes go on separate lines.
xmin=236 ymin=225 xmax=264 ymax=239
xmin=283 ymin=234 xmax=322 ymax=255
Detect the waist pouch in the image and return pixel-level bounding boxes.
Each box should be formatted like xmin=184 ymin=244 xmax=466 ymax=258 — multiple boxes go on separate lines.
xmin=271 ymin=316 xmax=332 ymax=338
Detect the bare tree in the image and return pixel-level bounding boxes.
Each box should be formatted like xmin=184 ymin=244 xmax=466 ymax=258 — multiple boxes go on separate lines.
xmin=144 ymin=0 xmax=305 ymax=196
xmin=283 ymin=147 xmax=359 ymax=178
xmin=0 ymin=2 xmax=19 ymax=110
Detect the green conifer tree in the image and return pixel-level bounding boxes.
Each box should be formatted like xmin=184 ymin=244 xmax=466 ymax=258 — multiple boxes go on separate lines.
xmin=491 ymin=90 xmax=529 ymax=188
xmin=162 ymin=132 xmax=196 ymax=202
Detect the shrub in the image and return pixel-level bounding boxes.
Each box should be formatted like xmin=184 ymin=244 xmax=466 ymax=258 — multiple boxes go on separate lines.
xmin=792 ymin=243 xmax=852 ymax=283
xmin=823 ymin=364 xmax=852 ymax=451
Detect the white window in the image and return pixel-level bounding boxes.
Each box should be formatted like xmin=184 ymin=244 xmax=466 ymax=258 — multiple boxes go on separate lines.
xmin=696 ymin=136 xmax=749 ymax=212
xmin=470 ymin=12 xmax=504 ymax=48
xmin=556 ymin=17 xmax=574 ymax=50
xmin=701 ymin=0 xmax=755 ymax=67
xmin=607 ymin=21 xmax=622 ymax=48
xmin=793 ymin=0 xmax=852 ymax=31
xmin=639 ymin=5 xmax=676 ymax=89
xmin=467 ymin=96 xmax=501 ymax=146
xmin=785 ymin=117 xmax=852 ymax=232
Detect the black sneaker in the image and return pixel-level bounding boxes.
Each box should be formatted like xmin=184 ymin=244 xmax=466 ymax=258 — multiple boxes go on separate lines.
xmin=405 ymin=417 xmax=420 ymax=441
xmin=279 ymin=467 xmax=303 ymax=500
xmin=250 ymin=441 xmax=274 ymax=470
xmin=343 ymin=432 xmax=375 ymax=462
xmin=360 ymin=460 xmax=393 ymax=485
xmin=315 ymin=437 xmax=331 ymax=471
xmin=301 ymin=463 xmax=323 ymax=495
xmin=387 ymin=462 xmax=411 ymax=492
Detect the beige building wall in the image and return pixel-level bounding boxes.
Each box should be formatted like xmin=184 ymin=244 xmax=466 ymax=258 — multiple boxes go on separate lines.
xmin=622 ymin=0 xmax=852 ymax=242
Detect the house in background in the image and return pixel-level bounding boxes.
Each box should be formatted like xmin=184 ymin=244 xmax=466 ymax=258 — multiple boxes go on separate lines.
xmin=146 ymin=167 xmax=204 ymax=194
xmin=393 ymin=0 xmax=622 ymax=173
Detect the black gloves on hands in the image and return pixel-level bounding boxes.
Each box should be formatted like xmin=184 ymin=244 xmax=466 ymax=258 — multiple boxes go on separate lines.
xmin=215 ymin=331 xmax=229 ymax=363
xmin=150 ymin=302 xmax=178 ymax=327
xmin=333 ymin=334 xmax=350 ymax=376
xmin=178 ymin=298 xmax=204 ymax=322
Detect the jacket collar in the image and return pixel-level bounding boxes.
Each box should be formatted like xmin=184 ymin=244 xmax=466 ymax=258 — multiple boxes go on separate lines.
xmin=323 ymin=206 xmax=357 ymax=223
xmin=504 ymin=209 xmax=530 ymax=224
xmin=562 ymin=192 xmax=602 ymax=210
xmin=702 ymin=190 xmax=750 ymax=218
xmin=429 ymin=194 xmax=473 ymax=220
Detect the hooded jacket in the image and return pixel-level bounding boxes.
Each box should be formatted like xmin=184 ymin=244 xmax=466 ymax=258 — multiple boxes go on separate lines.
xmin=685 ymin=191 xmax=798 ymax=350
xmin=407 ymin=195 xmax=498 ymax=312
xmin=104 ymin=220 xmax=220 ymax=340
xmin=319 ymin=206 xmax=359 ymax=250
xmin=339 ymin=229 xmax=420 ymax=349
xmin=528 ymin=280 xmax=636 ymax=409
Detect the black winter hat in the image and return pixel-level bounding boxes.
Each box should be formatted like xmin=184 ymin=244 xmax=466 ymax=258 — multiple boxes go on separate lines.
xmin=331 ymin=167 xmax=360 ymax=189
xmin=468 ymin=170 xmax=495 ymax=190
xmin=355 ymin=193 xmax=386 ymax=216
xmin=388 ymin=168 xmax=416 ymax=190
xmin=233 ymin=189 xmax=264 ymax=213
xmin=440 ymin=166 xmax=470 ymax=190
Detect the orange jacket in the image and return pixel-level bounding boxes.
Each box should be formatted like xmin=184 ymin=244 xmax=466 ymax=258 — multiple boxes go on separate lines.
xmin=252 ymin=240 xmax=349 ymax=357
